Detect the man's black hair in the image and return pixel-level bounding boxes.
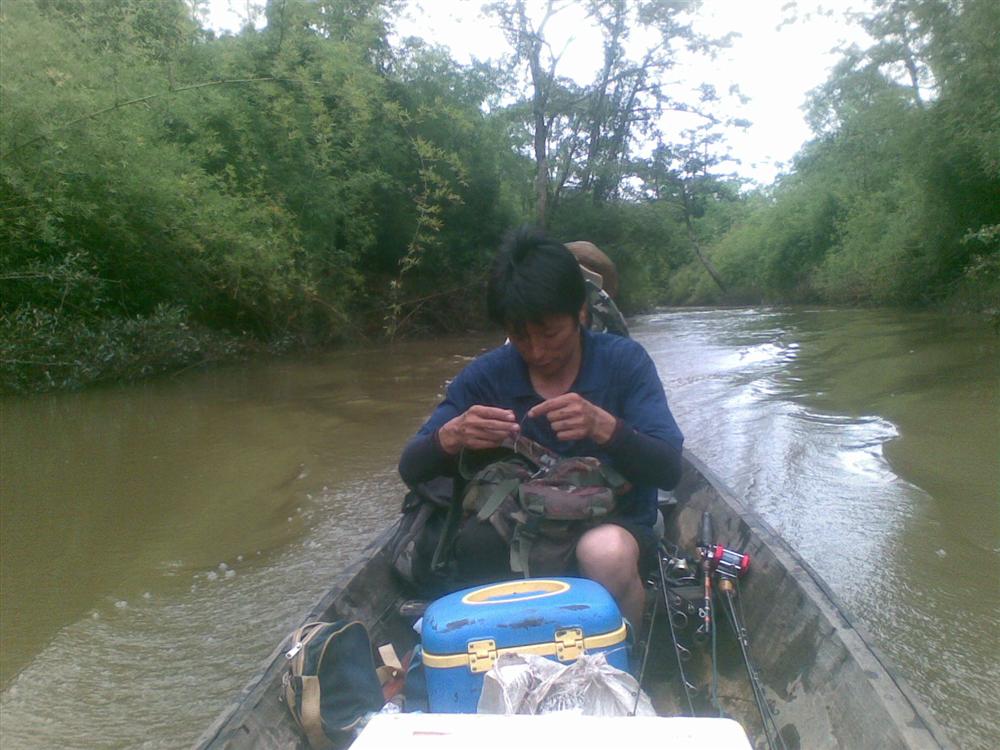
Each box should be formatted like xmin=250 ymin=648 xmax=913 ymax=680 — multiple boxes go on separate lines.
xmin=487 ymin=226 xmax=586 ymax=332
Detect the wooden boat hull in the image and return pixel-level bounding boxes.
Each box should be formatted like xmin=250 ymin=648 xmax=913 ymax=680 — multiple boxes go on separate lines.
xmin=196 ymin=453 xmax=952 ymax=749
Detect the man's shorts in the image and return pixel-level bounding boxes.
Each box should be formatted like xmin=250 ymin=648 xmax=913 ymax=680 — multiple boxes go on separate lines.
xmin=452 ymin=516 xmax=658 ymax=586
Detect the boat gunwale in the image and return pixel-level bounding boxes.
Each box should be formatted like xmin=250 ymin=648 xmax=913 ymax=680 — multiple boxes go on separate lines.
xmin=195 ymin=452 xmax=954 ymax=749
xmin=194 ymin=525 xmax=400 ymax=749
xmin=680 ymin=452 xmax=954 ymax=749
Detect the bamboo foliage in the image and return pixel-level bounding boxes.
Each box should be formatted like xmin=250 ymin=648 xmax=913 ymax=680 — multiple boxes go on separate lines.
xmin=2 ymin=0 xmax=996 ymax=392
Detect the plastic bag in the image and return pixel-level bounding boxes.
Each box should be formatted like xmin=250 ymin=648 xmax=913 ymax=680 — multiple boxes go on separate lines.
xmin=477 ymin=652 xmax=656 ymax=716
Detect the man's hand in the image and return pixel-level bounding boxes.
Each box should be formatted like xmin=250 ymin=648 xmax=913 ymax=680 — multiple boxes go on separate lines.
xmin=438 ymin=405 xmax=520 ymax=454
xmin=528 ymin=393 xmax=617 ymax=444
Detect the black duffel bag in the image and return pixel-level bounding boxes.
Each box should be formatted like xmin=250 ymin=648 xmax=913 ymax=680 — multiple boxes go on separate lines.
xmin=387 ymin=476 xmax=461 ymax=597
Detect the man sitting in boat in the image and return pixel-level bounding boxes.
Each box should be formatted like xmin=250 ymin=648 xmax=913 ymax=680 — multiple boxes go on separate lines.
xmin=398 ymin=227 xmax=684 ymax=626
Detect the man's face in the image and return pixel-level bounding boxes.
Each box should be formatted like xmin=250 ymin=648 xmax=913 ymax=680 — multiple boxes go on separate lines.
xmin=507 ymin=313 xmax=582 ymax=378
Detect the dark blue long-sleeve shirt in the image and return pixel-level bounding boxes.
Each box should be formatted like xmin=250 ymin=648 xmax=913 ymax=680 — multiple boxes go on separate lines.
xmin=399 ymin=329 xmax=684 ymax=528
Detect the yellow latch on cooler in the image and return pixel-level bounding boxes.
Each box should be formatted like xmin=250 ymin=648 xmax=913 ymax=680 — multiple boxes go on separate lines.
xmin=555 ymin=628 xmax=585 ymax=661
xmin=468 ymin=639 xmax=497 ymax=673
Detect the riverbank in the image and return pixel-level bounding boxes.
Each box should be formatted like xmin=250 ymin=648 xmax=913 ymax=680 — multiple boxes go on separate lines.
xmin=0 ymin=296 xmax=486 ymax=395
xmin=0 ymin=305 xmax=268 ymax=395
xmin=4 ymin=291 xmax=998 ymax=395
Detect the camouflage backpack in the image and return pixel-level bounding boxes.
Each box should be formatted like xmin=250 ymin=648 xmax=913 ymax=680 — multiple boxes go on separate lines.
xmin=460 ymin=437 xmax=630 ymax=577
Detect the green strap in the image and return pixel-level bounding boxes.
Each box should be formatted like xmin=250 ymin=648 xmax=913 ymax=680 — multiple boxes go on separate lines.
xmin=509 ymin=528 xmax=532 ymax=576
xmin=460 ymin=447 xmax=527 ymax=481
xmin=509 ymin=516 xmax=543 ymax=577
xmin=475 ymin=478 xmax=520 ymax=521
xmin=599 ymin=462 xmax=629 ymax=493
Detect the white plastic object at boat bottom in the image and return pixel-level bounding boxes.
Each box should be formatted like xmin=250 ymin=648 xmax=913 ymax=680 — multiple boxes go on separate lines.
xmin=350 ymin=713 xmax=753 ymax=750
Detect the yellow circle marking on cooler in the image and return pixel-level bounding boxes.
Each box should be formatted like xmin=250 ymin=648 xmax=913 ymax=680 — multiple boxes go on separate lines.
xmin=462 ymin=579 xmax=570 ymax=605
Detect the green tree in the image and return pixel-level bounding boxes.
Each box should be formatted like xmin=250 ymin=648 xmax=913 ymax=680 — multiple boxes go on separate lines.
xmin=485 ymin=0 xmax=733 ymax=226
xmin=697 ymin=0 xmax=999 ymax=308
xmin=1 ymin=0 xmax=514 ymax=390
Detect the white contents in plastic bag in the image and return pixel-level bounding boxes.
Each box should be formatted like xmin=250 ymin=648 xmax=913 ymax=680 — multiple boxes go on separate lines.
xmin=477 ymin=652 xmax=656 ymax=716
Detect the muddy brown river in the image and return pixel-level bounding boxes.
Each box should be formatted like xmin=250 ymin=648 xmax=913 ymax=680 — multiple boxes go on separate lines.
xmin=1 ymin=307 xmax=997 ymax=748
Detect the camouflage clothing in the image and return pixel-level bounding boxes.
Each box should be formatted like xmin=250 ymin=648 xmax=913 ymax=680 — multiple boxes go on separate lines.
xmin=460 ymin=439 xmax=629 ymax=577
xmin=584 ymin=279 xmax=629 ymax=337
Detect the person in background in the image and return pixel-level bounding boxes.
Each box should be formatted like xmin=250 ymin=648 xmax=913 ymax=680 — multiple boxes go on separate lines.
xmin=398 ymin=227 xmax=683 ymax=625
xmin=565 ymin=240 xmax=629 ymax=337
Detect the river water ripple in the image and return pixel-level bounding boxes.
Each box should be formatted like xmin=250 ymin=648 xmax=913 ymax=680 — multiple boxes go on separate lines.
xmin=1 ymin=308 xmax=997 ymax=748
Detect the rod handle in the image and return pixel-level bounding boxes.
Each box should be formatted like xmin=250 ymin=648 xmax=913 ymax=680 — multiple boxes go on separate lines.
xmin=698 ymin=510 xmax=714 ymax=549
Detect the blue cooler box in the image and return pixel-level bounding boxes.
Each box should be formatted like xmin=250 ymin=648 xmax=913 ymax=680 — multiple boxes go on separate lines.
xmin=420 ymin=577 xmax=631 ymax=713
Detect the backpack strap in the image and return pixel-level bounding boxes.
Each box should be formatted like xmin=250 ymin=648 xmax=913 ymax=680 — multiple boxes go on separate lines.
xmin=509 ymin=515 xmax=543 ymax=576
xmin=298 ymin=675 xmax=334 ymax=750
xmin=597 ymin=462 xmax=630 ymax=494
xmin=430 ymin=476 xmax=464 ymax=573
xmin=509 ymin=524 xmax=530 ymax=575
xmin=505 ymin=434 xmax=559 ymax=470
xmin=475 ymin=477 xmax=521 ymax=521
xmin=283 ymin=623 xmax=336 ymax=750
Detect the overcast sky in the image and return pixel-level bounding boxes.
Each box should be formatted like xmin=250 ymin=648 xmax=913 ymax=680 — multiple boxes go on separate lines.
xmin=203 ymin=0 xmax=873 ymax=185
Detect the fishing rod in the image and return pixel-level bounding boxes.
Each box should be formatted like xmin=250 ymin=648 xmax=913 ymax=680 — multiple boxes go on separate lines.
xmin=655 ymin=545 xmax=698 ymax=715
xmin=656 ymin=510 xmax=785 ymax=747
xmin=696 ymin=511 xmax=731 ymax=716
xmin=717 ymin=575 xmax=787 ymax=750
xmin=631 ymin=587 xmax=658 ymax=716
xmin=699 ymin=516 xmax=787 ymax=750
xmin=696 ymin=511 xmax=715 ymax=645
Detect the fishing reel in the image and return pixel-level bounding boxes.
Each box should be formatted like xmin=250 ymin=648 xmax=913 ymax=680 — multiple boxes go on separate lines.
xmin=657 ymin=513 xmax=779 ymax=748
xmin=705 ymin=544 xmax=751 ymax=580
xmin=696 ymin=511 xmax=751 ymax=580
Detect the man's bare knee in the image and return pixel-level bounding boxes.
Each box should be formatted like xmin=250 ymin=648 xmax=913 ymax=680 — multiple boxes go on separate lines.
xmin=576 ymin=525 xmax=644 ymax=624
xmin=576 ymin=526 xmax=639 ymax=580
